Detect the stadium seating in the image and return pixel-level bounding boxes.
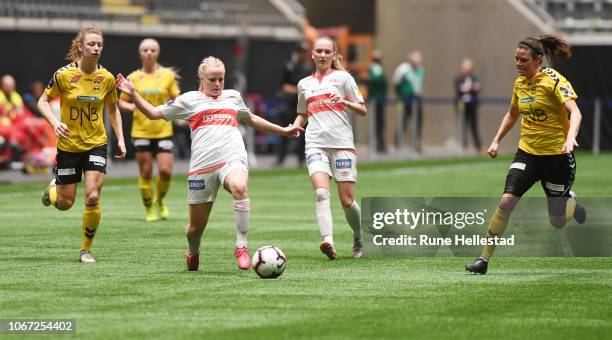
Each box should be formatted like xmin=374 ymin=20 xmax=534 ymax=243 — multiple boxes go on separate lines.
xmin=526 ymin=0 xmax=612 ymax=32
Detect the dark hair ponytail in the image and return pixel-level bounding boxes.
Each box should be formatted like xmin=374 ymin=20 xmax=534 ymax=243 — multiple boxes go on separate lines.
xmin=518 ymin=34 xmax=571 ymax=64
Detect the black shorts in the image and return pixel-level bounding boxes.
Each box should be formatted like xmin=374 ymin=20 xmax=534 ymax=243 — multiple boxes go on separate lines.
xmin=132 ymin=137 xmax=174 ymax=154
xmin=55 ymin=145 xmax=107 ymax=184
xmin=504 ymin=148 xmax=576 ymax=216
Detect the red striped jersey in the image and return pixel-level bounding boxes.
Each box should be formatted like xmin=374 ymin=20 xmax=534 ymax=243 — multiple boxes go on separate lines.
xmin=297 ymin=70 xmax=364 ymax=150
xmin=158 ymin=89 xmax=250 ymax=174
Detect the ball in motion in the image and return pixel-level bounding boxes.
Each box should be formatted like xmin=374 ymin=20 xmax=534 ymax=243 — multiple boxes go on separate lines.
xmin=252 ymin=246 xmax=286 ymax=279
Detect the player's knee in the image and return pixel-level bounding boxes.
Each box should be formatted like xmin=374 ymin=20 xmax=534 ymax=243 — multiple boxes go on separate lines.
xmin=315 ymin=188 xmax=330 ymax=202
xmin=549 ymin=216 xmax=567 ymax=229
xmin=159 ymin=168 xmax=172 ymax=179
xmin=230 ymin=184 xmax=248 ymax=200
xmin=186 ymin=223 xmax=203 ymax=236
xmin=498 ymin=195 xmax=519 ymax=212
xmin=55 ymin=199 xmax=74 ymax=211
xmin=85 ymin=192 xmax=99 ymax=206
xmin=340 ymin=195 xmax=354 ymax=208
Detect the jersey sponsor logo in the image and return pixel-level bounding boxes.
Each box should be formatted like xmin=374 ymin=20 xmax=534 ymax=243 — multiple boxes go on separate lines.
xmin=143 ymin=89 xmax=162 ymax=94
xmin=77 ymin=95 xmax=100 ymax=102
xmin=559 ymin=85 xmax=574 ymax=97
xmin=521 ymin=108 xmax=548 ymax=125
xmin=520 ymin=97 xmax=536 ymax=104
xmin=306 ymin=93 xmax=345 ymax=116
xmin=335 ymin=159 xmax=352 ymax=169
xmin=188 ymin=108 xmax=238 ymax=130
xmin=93 ymin=76 xmax=105 ymax=84
xmin=544 ymin=181 xmax=565 ymax=194
xmin=89 ymin=155 xmax=106 ymax=166
xmin=158 ymin=140 xmax=174 ymax=150
xmin=70 ymin=102 xmax=100 ymax=126
xmin=307 ymin=153 xmax=323 ymax=164
xmin=70 ymin=75 xmax=81 ymax=83
xmin=188 ymin=179 xmax=206 ymax=191
xmin=338 ymin=170 xmax=352 ymax=177
xmin=57 ymin=168 xmax=76 ymax=176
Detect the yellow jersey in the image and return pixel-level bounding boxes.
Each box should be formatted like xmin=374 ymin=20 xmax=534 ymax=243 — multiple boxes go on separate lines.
xmin=45 ymin=63 xmax=118 ymax=153
xmin=511 ymin=67 xmax=577 ymax=155
xmin=119 ymin=67 xmax=180 ymax=139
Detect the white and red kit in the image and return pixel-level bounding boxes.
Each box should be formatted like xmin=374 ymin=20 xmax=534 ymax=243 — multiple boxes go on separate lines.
xmin=158 ymin=89 xmax=251 ymax=175
xmin=296 ymin=70 xmax=364 ymax=150
xmin=297 ymin=70 xmax=364 ymax=181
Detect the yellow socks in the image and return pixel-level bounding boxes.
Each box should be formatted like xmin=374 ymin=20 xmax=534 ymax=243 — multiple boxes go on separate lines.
xmin=481 ymin=207 xmax=511 ymax=260
xmin=156 ymin=176 xmax=171 ymax=202
xmin=80 ymin=202 xmax=101 ymax=252
xmin=139 ymin=177 xmax=154 ymax=210
xmin=565 ymin=197 xmax=577 ymax=222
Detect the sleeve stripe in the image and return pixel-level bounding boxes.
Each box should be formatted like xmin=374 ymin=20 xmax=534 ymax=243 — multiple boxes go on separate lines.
xmin=54 ymin=73 xmax=62 ymax=92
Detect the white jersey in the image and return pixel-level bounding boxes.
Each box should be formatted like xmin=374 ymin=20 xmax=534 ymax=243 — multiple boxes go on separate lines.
xmin=158 ymin=89 xmax=250 ymax=175
xmin=297 ymin=70 xmax=364 ymax=150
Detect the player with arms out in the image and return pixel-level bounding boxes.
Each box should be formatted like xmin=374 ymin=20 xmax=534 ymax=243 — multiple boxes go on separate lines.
xmin=293 ymin=36 xmax=367 ymax=260
xmin=39 ymin=24 xmax=126 ymax=263
xmin=465 ymin=35 xmax=586 ymax=275
xmin=118 ymin=38 xmax=180 ymax=222
xmin=116 ymin=56 xmax=302 ymax=271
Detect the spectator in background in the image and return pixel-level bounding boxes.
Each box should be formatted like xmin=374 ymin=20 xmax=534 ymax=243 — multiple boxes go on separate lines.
xmin=23 ymin=80 xmax=45 ymax=118
xmin=0 ymin=74 xmax=29 ymax=163
xmin=393 ymin=50 xmax=425 ymax=153
xmin=454 ymin=58 xmax=483 ymax=153
xmin=0 ymin=75 xmax=25 ymax=118
xmin=366 ymin=50 xmax=388 ymax=153
xmin=276 ymin=42 xmax=313 ymax=167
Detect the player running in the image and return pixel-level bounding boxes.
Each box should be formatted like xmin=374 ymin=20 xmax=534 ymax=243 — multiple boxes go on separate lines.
xmin=39 ymin=24 xmax=126 ymax=263
xmin=466 ymin=35 xmax=586 ymax=275
xmin=116 ymin=56 xmax=302 ymax=271
xmin=118 ymin=38 xmax=180 ymax=222
xmin=292 ymin=36 xmax=367 ymax=260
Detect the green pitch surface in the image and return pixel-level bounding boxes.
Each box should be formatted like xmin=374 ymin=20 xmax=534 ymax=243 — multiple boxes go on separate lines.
xmin=1 ymin=153 xmax=611 ymax=339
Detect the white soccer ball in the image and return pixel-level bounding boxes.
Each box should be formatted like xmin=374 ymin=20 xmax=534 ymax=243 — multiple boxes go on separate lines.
xmin=252 ymin=246 xmax=286 ymax=279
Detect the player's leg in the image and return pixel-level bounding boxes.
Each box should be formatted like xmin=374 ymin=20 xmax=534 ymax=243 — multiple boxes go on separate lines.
xmin=79 ymin=169 xmax=105 ymax=263
xmin=185 ymin=202 xmax=213 ymax=271
xmin=222 ymin=160 xmax=251 ymax=270
xmin=466 ymin=149 xmax=537 ymax=274
xmin=154 ymin=138 xmax=174 ymax=219
xmin=306 ymin=148 xmax=336 ymax=260
xmin=134 ymin=139 xmax=157 ymax=221
xmin=42 ymin=149 xmax=79 ymax=210
xmin=331 ymin=149 xmax=362 ymax=258
xmin=541 ymin=152 xmax=585 ymax=228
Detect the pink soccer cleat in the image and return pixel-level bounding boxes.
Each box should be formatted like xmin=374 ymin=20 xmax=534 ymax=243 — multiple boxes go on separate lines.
xmin=235 ymin=247 xmax=251 ymax=270
xmin=320 ymin=242 xmax=337 ymax=260
xmin=185 ymin=251 xmax=199 ymax=271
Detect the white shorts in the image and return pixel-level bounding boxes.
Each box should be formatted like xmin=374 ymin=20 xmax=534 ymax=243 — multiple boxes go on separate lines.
xmin=305 ymin=147 xmax=357 ymax=182
xmin=187 ymin=159 xmax=248 ymax=204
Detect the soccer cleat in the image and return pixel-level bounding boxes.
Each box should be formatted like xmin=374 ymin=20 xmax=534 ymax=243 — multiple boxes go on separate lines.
xmin=352 ymin=236 xmax=364 ymax=258
xmin=145 ymin=208 xmax=159 ymax=222
xmin=79 ymin=251 xmax=96 ymax=263
xmin=465 ymin=257 xmax=488 ymax=275
xmin=569 ymin=191 xmax=586 ymax=224
xmin=155 ymin=200 xmax=169 ymax=220
xmin=320 ymin=242 xmax=337 ymax=260
xmin=235 ymin=247 xmax=251 ymax=270
xmin=185 ymin=251 xmax=199 ymax=271
xmin=41 ymin=179 xmax=56 ymax=207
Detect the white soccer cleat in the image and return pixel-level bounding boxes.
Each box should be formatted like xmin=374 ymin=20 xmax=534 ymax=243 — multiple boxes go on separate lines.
xmin=79 ymin=251 xmax=96 ymax=263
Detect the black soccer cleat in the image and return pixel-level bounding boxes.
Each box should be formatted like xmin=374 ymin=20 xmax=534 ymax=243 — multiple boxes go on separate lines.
xmin=465 ymin=257 xmax=488 ymax=275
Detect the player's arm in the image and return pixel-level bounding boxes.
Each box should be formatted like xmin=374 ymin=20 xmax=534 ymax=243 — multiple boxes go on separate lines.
xmin=106 ymin=96 xmax=126 ymax=160
xmin=242 ymin=113 xmax=303 ymax=137
xmin=38 ymin=92 xmax=69 ymax=139
xmin=330 ymin=93 xmax=367 ymax=116
xmin=293 ymin=112 xmax=308 ymax=128
xmin=487 ymin=105 xmax=519 ymax=158
xmin=562 ymin=99 xmax=582 ymax=154
xmin=115 ymin=73 xmax=163 ymax=120
xmin=118 ymin=98 xmax=136 ymax=112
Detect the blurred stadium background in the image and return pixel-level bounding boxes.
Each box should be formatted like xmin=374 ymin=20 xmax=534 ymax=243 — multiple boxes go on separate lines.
xmin=0 ymin=0 xmax=611 ymax=172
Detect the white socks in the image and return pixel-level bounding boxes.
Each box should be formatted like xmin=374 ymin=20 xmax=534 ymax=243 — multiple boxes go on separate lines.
xmin=315 ymin=188 xmax=334 ymax=244
xmin=233 ymin=199 xmax=250 ymax=248
xmin=343 ymin=200 xmax=362 ymax=239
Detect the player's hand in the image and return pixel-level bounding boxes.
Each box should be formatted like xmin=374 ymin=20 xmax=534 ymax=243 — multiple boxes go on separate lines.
xmin=562 ymin=137 xmax=578 ymax=154
xmin=487 ymin=141 xmax=499 ymax=158
xmin=115 ymin=74 xmax=135 ymax=95
xmin=53 ymin=122 xmax=70 ymax=139
xmin=329 ymin=93 xmax=346 ymax=105
xmin=114 ymin=140 xmax=126 ymax=160
xmin=283 ymin=124 xmax=304 ymax=138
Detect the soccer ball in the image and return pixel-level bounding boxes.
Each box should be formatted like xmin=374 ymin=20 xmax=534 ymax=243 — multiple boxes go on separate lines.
xmin=252 ymin=246 xmax=286 ymax=279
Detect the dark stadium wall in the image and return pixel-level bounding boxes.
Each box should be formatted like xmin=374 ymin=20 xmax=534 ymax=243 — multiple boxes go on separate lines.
xmin=0 ymin=31 xmax=294 ymax=100
xmin=299 ymin=0 xmax=375 ymax=34
xmin=375 ymin=0 xmax=542 ymax=154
